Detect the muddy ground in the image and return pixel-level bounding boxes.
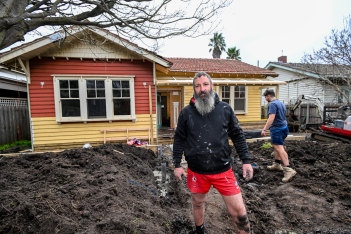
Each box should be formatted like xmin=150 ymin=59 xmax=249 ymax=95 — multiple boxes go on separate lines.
xmin=0 ymin=140 xmax=350 ymax=233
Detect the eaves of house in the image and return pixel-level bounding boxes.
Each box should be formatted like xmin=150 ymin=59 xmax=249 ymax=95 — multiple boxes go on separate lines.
xmin=0 ymin=26 xmax=172 ymax=80
xmin=265 ymin=62 xmax=321 ymax=79
xmin=0 ymin=68 xmax=27 ymax=92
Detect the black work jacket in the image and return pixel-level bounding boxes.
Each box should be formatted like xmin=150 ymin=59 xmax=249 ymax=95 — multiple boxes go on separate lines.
xmin=172 ymin=93 xmax=251 ymax=175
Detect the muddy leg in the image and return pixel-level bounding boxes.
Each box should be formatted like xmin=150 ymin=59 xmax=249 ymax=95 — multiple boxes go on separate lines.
xmin=191 ymin=193 xmax=207 ymax=226
xmin=222 ymin=193 xmax=251 ymax=234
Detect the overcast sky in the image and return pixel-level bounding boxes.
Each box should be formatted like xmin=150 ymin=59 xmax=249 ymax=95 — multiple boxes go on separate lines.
xmin=158 ymin=0 xmax=351 ymax=67
xmin=2 ymin=0 xmax=350 ymax=69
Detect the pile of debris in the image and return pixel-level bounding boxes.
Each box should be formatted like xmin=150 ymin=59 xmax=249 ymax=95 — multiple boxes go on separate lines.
xmin=0 ymin=140 xmax=350 ymax=233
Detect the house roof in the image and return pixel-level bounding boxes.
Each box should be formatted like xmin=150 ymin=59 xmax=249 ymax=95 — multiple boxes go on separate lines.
xmin=0 ymin=27 xmax=172 ymax=68
xmin=265 ymin=62 xmax=351 ymax=79
xmin=0 ymin=68 xmax=27 ymax=92
xmin=165 ymin=58 xmax=278 ymax=77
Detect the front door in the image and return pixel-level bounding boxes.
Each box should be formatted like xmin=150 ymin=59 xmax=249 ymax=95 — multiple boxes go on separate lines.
xmin=170 ymin=91 xmax=181 ymax=128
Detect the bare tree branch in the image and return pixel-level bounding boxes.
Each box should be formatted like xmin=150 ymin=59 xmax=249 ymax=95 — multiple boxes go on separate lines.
xmin=302 ymin=15 xmax=351 ymax=104
xmin=0 ymin=0 xmax=232 ymax=50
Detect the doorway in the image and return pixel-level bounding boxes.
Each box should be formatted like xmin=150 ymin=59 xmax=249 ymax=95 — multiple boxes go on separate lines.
xmin=157 ymin=89 xmax=182 ymax=129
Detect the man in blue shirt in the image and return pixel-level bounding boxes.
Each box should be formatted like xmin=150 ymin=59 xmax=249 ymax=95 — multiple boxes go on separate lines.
xmin=261 ymin=89 xmax=296 ymax=182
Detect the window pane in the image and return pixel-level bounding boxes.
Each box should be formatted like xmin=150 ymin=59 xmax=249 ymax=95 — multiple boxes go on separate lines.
xmin=122 ymin=89 xmax=130 ymax=97
xmin=60 ymin=80 xmax=68 ymax=89
xmin=222 ymin=99 xmax=230 ymax=104
xmin=235 ymin=92 xmax=239 ymax=98
xmin=87 ymin=89 xmax=96 ymax=98
xmin=114 ymin=99 xmax=130 ymax=115
xmin=235 ymin=86 xmax=243 ymax=92
xmin=240 ymin=91 xmax=245 ymax=98
xmin=97 ymin=90 xmax=105 ymax=97
xmin=122 ymin=81 xmax=129 ymax=88
xmin=70 ymin=90 xmax=79 ymax=98
xmin=70 ymin=80 xmax=78 ymax=89
xmin=96 ymin=80 xmax=105 ymax=88
xmin=112 ymin=81 xmax=121 ymax=88
xmin=60 ymin=90 xmax=69 ymax=98
xmin=86 ymin=80 xmax=95 ymax=88
xmin=87 ymin=99 xmax=106 ymax=118
xmin=61 ymin=100 xmax=80 ymax=117
xmin=113 ymin=90 xmax=121 ymax=97
xmin=234 ymin=99 xmax=245 ymax=111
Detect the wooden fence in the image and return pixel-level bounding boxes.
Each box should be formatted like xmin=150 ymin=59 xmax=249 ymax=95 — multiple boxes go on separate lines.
xmin=0 ymin=98 xmax=30 ymax=145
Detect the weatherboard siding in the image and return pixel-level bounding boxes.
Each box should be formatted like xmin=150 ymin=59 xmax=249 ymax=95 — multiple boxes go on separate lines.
xmin=184 ymin=86 xmax=193 ymax=107
xmin=242 ymin=86 xmax=261 ymax=121
xmin=29 ymin=57 xmax=156 ymax=116
xmin=271 ymin=67 xmax=343 ymax=105
xmin=270 ymin=68 xmax=299 ymax=104
xmin=32 ymin=115 xmax=156 ymax=151
xmin=29 ymin=58 xmax=156 ymax=151
xmin=324 ymin=85 xmax=340 ymax=103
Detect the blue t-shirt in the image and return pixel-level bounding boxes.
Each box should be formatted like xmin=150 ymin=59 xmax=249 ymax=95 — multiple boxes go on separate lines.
xmin=267 ymin=99 xmax=287 ymax=129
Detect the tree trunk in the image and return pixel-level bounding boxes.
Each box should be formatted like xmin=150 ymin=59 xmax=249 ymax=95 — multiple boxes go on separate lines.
xmin=212 ymin=47 xmax=221 ymax=58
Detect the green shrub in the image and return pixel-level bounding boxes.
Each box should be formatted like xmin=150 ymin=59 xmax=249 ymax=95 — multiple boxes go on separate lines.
xmin=261 ymin=142 xmax=272 ymax=149
xmin=0 ymin=140 xmax=31 ymax=151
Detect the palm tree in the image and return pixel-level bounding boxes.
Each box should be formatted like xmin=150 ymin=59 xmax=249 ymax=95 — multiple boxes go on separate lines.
xmin=208 ymin=32 xmax=226 ymax=58
xmin=226 ymin=46 xmax=241 ymax=60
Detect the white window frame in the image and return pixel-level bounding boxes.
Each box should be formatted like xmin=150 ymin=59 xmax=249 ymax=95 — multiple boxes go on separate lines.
xmin=53 ymin=75 xmax=136 ymax=122
xmin=218 ymin=86 xmax=248 ymax=114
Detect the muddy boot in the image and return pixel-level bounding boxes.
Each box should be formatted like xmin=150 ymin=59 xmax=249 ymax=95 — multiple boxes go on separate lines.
xmin=189 ymin=224 xmax=205 ymax=234
xmin=282 ymin=167 xmax=296 ymax=182
xmin=267 ymin=162 xmax=283 ymax=171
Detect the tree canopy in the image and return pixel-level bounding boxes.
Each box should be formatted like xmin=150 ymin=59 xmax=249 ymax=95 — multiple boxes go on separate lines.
xmin=0 ymin=0 xmax=231 ymax=51
xmin=226 ymin=46 xmax=241 ymax=60
xmin=208 ymin=32 xmax=226 ymax=58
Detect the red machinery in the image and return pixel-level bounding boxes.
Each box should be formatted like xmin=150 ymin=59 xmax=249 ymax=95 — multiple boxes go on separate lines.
xmin=321 ymin=124 xmax=351 ymax=138
xmin=311 ymin=106 xmax=351 ymax=143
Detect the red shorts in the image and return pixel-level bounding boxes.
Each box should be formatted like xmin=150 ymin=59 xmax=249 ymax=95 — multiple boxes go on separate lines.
xmin=187 ymin=168 xmax=241 ymax=196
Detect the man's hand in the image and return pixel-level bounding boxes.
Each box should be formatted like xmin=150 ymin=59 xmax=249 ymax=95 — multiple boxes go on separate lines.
xmin=242 ymin=164 xmax=253 ymax=181
xmin=174 ymin=167 xmax=187 ymax=181
xmin=261 ymin=129 xmax=266 ymax=137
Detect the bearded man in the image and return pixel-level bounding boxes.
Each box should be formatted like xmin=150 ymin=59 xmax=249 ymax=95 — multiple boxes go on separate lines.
xmin=173 ymin=72 xmax=253 ymax=234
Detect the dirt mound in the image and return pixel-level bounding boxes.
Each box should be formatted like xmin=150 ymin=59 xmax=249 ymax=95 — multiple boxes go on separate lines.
xmin=0 ymin=144 xmax=192 ymax=233
xmin=234 ymin=140 xmax=351 ymax=233
xmin=0 ymin=140 xmax=350 ymax=233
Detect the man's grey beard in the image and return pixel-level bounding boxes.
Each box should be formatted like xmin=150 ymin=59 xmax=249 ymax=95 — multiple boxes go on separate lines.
xmin=194 ymin=90 xmax=215 ymax=116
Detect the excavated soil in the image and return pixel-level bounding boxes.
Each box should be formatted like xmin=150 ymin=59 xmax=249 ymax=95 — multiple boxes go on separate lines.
xmin=0 ymin=140 xmax=350 ymax=233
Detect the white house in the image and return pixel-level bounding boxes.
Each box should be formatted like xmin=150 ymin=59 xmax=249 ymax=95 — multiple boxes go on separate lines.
xmin=0 ymin=66 xmax=27 ymax=98
xmin=265 ymin=56 xmax=351 ymax=105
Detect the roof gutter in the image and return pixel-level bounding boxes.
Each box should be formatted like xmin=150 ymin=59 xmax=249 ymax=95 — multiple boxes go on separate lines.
xmin=265 ymin=63 xmax=321 ymax=79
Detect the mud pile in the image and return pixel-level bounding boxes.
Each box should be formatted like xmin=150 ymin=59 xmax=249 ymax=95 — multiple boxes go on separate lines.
xmin=236 ymin=140 xmax=351 ymax=233
xmin=0 ymin=140 xmax=350 ymax=233
xmin=0 ymin=144 xmax=192 ymax=233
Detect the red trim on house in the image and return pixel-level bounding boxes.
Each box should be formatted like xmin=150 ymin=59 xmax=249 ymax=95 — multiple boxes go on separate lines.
xmin=29 ymin=58 xmax=155 ymax=117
